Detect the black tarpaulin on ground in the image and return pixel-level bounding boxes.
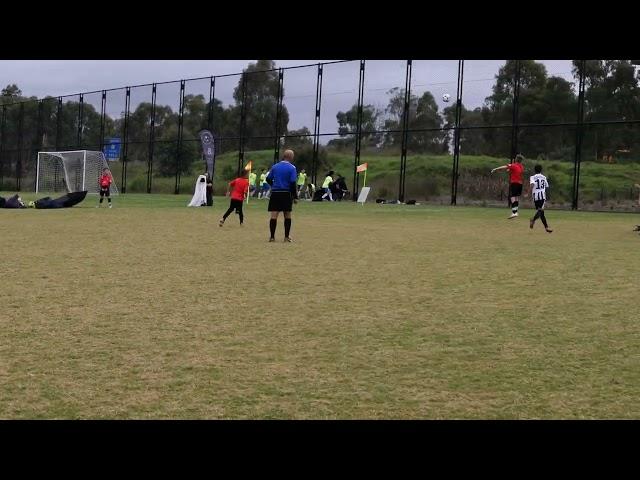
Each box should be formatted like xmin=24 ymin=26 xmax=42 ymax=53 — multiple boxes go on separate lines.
xmin=34 ymin=191 xmax=88 ymax=209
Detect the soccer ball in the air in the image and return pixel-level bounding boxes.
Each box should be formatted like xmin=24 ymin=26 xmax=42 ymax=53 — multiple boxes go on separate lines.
xmin=442 ymin=93 xmax=451 ymax=103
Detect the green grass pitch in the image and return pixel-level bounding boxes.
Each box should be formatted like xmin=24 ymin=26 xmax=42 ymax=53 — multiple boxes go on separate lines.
xmin=1 ymin=193 xmax=638 ymax=418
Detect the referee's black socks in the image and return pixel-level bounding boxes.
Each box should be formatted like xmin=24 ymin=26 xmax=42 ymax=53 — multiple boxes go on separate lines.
xmin=284 ymin=218 xmax=292 ymax=238
xmin=270 ymin=219 xmax=277 ymax=239
xmin=512 ymin=200 xmax=519 ymax=215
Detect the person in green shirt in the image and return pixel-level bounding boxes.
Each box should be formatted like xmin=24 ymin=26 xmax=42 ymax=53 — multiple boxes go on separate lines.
xmin=321 ymin=171 xmax=334 ymax=201
xmin=296 ymin=169 xmax=307 ymax=198
xmin=249 ymin=171 xmax=258 ymax=197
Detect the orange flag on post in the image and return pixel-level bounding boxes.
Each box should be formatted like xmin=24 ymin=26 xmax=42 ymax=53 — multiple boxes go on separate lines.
xmin=357 ymin=163 xmax=368 ymax=189
xmin=244 ymin=160 xmax=252 ymax=203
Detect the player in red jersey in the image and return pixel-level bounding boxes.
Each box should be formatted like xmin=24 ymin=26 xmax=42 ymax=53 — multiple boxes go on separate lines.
xmin=97 ymin=168 xmax=113 ymax=208
xmin=219 ymin=170 xmax=249 ymax=227
xmin=491 ymin=153 xmax=525 ymax=219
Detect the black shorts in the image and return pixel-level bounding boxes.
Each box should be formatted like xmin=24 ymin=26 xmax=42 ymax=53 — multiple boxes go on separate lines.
xmin=268 ymin=191 xmax=293 ymax=212
xmin=509 ymin=183 xmax=523 ymax=197
xmin=100 ymin=186 xmax=110 ymax=197
xmin=229 ymin=199 xmax=243 ymax=211
xmin=534 ymin=199 xmax=546 ymax=210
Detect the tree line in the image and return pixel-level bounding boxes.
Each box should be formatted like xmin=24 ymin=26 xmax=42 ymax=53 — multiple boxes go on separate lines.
xmin=1 ymin=60 xmax=639 ymax=180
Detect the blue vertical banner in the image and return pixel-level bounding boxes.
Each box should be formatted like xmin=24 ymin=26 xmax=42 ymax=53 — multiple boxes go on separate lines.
xmin=104 ymin=137 xmax=121 ymax=161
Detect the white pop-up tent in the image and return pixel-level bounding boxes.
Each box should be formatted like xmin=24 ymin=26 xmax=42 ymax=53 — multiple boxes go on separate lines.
xmin=188 ymin=175 xmax=208 ymax=207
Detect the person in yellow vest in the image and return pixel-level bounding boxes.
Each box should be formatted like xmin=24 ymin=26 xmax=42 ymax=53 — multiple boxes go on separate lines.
xmin=258 ymin=169 xmax=270 ymax=199
xmin=249 ymin=170 xmax=258 ymax=197
xmin=296 ymin=169 xmax=307 ymax=198
xmin=321 ymin=171 xmax=334 ymax=201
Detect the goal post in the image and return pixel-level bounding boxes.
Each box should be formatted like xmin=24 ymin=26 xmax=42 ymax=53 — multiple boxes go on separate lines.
xmin=36 ymin=150 xmax=119 ymax=195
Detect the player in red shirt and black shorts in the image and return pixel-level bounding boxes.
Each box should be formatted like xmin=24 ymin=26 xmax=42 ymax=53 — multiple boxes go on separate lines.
xmin=491 ymin=153 xmax=525 ymax=219
xmin=219 ymin=170 xmax=249 ymax=227
xmin=98 ymin=168 xmax=113 ymax=208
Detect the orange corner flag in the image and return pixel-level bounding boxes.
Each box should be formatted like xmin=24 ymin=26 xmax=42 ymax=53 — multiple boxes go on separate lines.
xmin=356 ymin=163 xmax=368 ymax=173
xmin=244 ymin=160 xmax=252 ymax=171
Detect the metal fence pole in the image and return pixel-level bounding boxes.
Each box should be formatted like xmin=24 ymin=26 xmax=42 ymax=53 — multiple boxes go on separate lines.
xmin=238 ymin=74 xmax=247 ymax=175
xmin=273 ymin=68 xmax=284 ymax=164
xmin=353 ymin=60 xmax=366 ymax=201
xmin=573 ymin=59 xmax=587 ymax=210
xmin=510 ymin=60 xmax=521 ymax=160
xmin=37 ymin=100 xmax=44 ymax=151
xmin=17 ymin=103 xmax=25 ymax=191
xmin=451 ymin=60 xmax=464 ymax=205
xmin=0 ymin=105 xmax=5 ymax=189
xmin=175 ymin=80 xmax=186 ymax=194
xmin=208 ymin=76 xmax=216 ymax=133
xmin=398 ymin=60 xmax=412 ymax=203
xmin=77 ymin=93 xmax=84 ymax=148
xmin=147 ymin=84 xmax=157 ymax=193
xmin=99 ymin=90 xmax=107 ymax=152
xmin=121 ymin=87 xmax=131 ymax=194
xmin=35 ymin=99 xmax=44 ymax=191
xmin=311 ymin=64 xmax=323 ymax=186
xmin=55 ymin=97 xmax=62 ymax=150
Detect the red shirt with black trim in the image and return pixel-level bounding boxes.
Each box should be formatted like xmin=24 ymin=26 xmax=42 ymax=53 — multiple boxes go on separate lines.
xmin=229 ymin=177 xmax=249 ymax=201
xmin=100 ymin=174 xmax=112 ymax=188
xmin=506 ymin=163 xmax=524 ymax=184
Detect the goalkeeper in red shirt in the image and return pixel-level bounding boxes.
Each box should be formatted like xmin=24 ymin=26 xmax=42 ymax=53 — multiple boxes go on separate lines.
xmin=98 ymin=168 xmax=113 ymax=208
xmin=219 ymin=170 xmax=249 ymax=227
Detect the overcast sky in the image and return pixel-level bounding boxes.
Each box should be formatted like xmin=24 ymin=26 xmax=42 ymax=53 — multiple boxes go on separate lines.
xmin=0 ymin=60 xmax=575 ymax=139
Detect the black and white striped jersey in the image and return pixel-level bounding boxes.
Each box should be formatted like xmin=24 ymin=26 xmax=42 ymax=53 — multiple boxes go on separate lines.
xmin=530 ymin=173 xmax=549 ymax=201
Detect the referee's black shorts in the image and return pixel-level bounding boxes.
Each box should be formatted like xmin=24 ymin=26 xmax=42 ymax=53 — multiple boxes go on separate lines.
xmin=268 ymin=191 xmax=293 ymax=212
xmin=509 ymin=182 xmax=523 ymax=197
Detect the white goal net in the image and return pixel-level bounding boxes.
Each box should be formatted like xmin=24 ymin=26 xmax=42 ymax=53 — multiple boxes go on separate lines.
xmin=36 ymin=150 xmax=119 ymax=195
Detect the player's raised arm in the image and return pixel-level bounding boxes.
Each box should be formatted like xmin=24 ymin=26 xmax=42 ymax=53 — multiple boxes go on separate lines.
xmin=491 ymin=164 xmax=509 ymax=174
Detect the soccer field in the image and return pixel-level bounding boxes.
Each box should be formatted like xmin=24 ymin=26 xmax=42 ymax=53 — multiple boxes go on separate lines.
xmin=1 ymin=193 xmax=639 ymax=419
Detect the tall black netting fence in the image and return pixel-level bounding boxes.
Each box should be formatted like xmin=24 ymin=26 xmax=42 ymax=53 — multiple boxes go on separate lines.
xmin=2 ymin=59 xmax=640 ymax=212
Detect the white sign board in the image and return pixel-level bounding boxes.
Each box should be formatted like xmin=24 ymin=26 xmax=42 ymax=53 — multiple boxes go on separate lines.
xmin=357 ymin=187 xmax=371 ymax=204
